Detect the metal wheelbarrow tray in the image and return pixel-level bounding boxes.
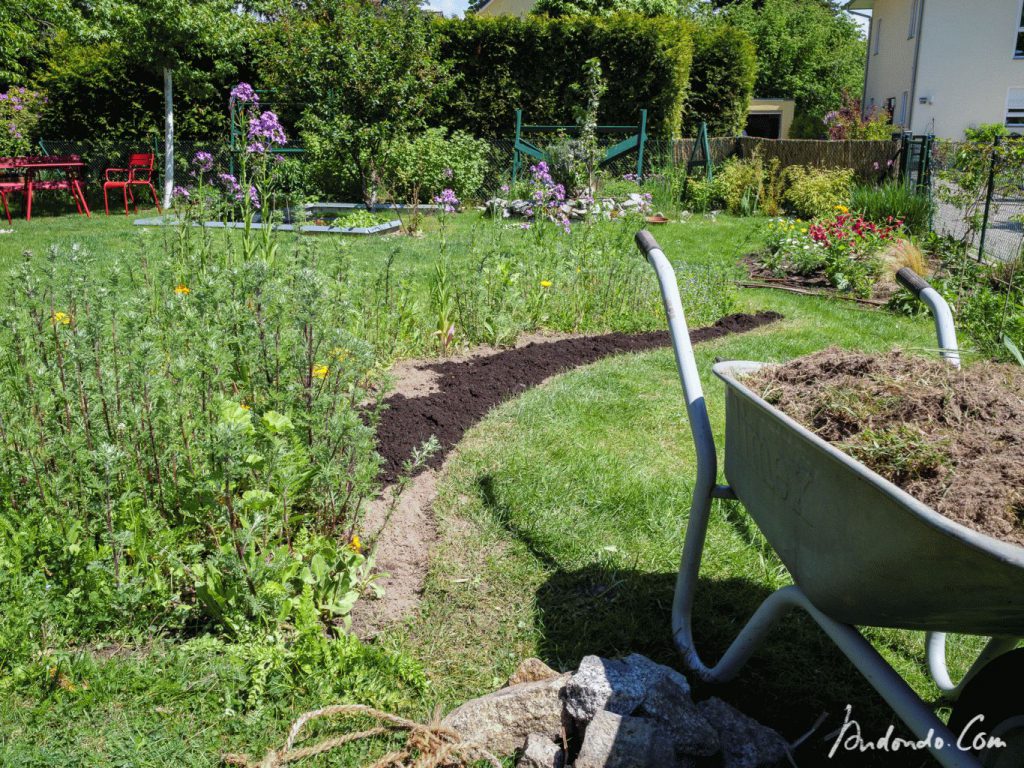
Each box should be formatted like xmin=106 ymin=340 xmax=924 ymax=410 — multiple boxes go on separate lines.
xmin=634 ymin=231 xmax=1024 ymax=768
xmin=716 ymin=359 xmax=1024 ymax=636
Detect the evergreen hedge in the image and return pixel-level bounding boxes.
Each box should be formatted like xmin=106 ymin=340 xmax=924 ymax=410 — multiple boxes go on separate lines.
xmin=435 ymin=14 xmax=693 ymax=138
xmin=683 ymin=23 xmax=758 ymax=137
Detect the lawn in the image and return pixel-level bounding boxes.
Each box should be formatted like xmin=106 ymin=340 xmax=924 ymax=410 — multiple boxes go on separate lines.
xmin=0 ymin=209 xmax=983 ymax=767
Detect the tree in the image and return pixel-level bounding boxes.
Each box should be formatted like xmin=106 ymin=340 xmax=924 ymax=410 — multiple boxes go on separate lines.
xmin=721 ymin=0 xmax=865 ymax=137
xmin=258 ymin=0 xmax=452 ymax=203
xmin=532 ymin=0 xmax=677 ymax=17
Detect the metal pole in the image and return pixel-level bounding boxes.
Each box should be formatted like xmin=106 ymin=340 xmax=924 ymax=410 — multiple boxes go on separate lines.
xmin=978 ymin=135 xmax=1000 ymax=262
xmin=512 ymin=109 xmax=523 ymax=184
xmin=163 ymin=68 xmax=174 ymax=209
xmin=636 ymin=109 xmax=647 ymax=180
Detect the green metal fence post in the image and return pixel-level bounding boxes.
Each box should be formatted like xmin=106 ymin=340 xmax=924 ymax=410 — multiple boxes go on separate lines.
xmin=512 ymin=109 xmax=523 ymax=183
xmin=978 ymin=135 xmax=1001 ymax=262
xmin=636 ymin=109 xmax=647 ymax=180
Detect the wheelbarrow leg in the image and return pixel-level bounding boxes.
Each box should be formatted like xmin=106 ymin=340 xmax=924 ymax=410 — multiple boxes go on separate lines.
xmin=926 ymin=631 xmax=1021 ymax=700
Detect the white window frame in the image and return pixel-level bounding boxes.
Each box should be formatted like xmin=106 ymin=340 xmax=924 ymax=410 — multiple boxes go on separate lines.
xmin=1016 ymin=0 xmax=1024 ymax=58
xmin=908 ymin=0 xmax=920 ymax=39
xmin=1006 ymin=88 xmax=1024 ymax=130
xmin=874 ymin=17 xmax=882 ymax=55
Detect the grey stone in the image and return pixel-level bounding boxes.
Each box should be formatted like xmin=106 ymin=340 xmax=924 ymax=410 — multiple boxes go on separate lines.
xmin=517 ymin=733 xmax=565 ymax=768
xmin=564 ymin=654 xmax=693 ymax=724
xmin=638 ymin=675 xmax=719 ymax=757
xmin=697 ymin=697 xmax=789 ymax=768
xmin=575 ymin=710 xmax=692 ymax=768
xmin=506 ymin=658 xmax=560 ymax=687
xmin=441 ymin=673 xmax=570 ymax=757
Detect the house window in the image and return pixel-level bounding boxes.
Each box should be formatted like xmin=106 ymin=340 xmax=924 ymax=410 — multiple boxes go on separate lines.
xmin=1017 ymin=1 xmax=1024 ymax=57
xmin=899 ymin=91 xmax=909 ymax=125
xmin=1007 ymin=88 xmax=1024 ymax=128
xmin=908 ymin=0 xmax=920 ymax=38
xmin=874 ymin=18 xmax=882 ymax=55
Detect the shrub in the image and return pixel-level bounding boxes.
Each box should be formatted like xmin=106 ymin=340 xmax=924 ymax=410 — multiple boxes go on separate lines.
xmin=782 ymin=165 xmax=855 ymax=219
xmin=435 ymin=13 xmax=693 ymax=138
xmin=851 ymin=182 xmax=934 ymax=236
xmin=380 ymin=128 xmax=492 ymax=204
xmin=713 ymin=156 xmax=763 ymax=216
xmin=0 ymin=87 xmax=45 ymax=156
xmin=682 ymin=22 xmax=757 ymax=137
xmin=823 ymin=92 xmax=894 ymax=141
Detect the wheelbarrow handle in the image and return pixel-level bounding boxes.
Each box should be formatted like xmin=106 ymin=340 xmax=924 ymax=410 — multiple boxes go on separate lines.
xmin=895 ymin=268 xmax=960 ymax=368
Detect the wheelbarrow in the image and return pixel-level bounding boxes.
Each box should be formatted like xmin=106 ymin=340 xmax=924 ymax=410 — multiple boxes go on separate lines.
xmin=634 ymin=231 xmax=1024 ymax=768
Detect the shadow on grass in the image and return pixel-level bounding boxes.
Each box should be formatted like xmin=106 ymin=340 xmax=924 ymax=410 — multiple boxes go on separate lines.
xmin=477 ymin=474 xmax=939 ymax=768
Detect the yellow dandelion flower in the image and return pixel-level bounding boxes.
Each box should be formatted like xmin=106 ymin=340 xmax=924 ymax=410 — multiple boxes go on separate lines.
xmin=349 ymin=535 xmax=362 ymax=553
xmin=800 ymin=227 xmax=808 ymax=233
xmin=834 ymin=205 xmax=849 ymax=214
xmin=175 ymin=284 xmax=190 ymax=295
xmin=51 ymin=311 xmax=71 ymax=326
xmin=540 ymin=280 xmax=553 ymax=288
xmin=312 ymin=364 xmax=329 ymax=380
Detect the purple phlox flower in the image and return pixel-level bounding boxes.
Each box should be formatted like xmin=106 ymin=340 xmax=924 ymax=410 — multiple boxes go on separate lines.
xmin=823 ymin=111 xmax=840 ymax=125
xmin=887 ymin=159 xmax=895 ymax=168
xmin=234 ymin=184 xmax=259 ymax=209
xmin=273 ymin=154 xmax=286 ymax=164
xmin=520 ymin=222 xmax=532 ymax=230
xmin=873 ymin=161 xmax=881 ymax=171
xmin=524 ymin=206 xmax=534 ymax=217
xmin=230 ymin=82 xmax=259 ymax=106
xmin=0 ymin=93 xmax=7 ymax=101
xmin=432 ymin=188 xmax=460 ymax=213
xmin=172 ymin=185 xmax=191 ymax=199
xmin=552 ymin=184 xmax=566 ymax=203
xmin=246 ymin=142 xmax=265 ymax=154
xmin=443 ymin=167 xmax=454 ymax=179
xmin=13 ymin=104 xmax=23 ymax=112
xmin=193 ymin=151 xmax=214 ymax=172
xmin=622 ymin=173 xmax=640 ymax=182
xmin=17 ymin=87 xmax=25 ymax=94
xmin=247 ymin=110 xmax=287 ymax=149
xmin=500 ymin=184 xmax=510 ymax=193
xmin=218 ymin=172 xmax=240 ymax=194
xmin=532 ymin=188 xmax=545 ymax=202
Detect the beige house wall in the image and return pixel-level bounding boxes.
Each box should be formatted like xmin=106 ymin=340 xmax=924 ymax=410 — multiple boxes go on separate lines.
xmin=475 ymin=0 xmax=535 ymax=17
xmin=911 ymin=0 xmax=1024 ymax=137
xmin=747 ymin=98 xmax=796 ymax=139
xmin=861 ymin=0 xmax=918 ymax=129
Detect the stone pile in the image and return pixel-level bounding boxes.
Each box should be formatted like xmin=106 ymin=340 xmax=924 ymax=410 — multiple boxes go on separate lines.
xmin=442 ymin=654 xmax=790 ymax=768
xmin=485 ymin=194 xmax=652 ymax=221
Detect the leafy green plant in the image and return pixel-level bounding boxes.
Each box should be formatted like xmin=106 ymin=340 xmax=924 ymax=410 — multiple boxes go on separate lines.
xmin=851 ymin=182 xmax=933 ymax=236
xmin=782 ymin=165 xmax=855 ymax=219
xmin=0 ymin=87 xmax=45 ymax=156
xmin=379 ymin=128 xmax=492 ymax=205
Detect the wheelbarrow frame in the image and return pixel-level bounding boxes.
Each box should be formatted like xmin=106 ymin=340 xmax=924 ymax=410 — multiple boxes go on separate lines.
xmin=635 ymin=231 xmax=1022 ymax=768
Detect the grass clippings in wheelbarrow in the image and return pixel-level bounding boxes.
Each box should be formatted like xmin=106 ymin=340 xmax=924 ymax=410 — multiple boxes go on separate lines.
xmin=747 ymin=348 xmax=1024 ymax=548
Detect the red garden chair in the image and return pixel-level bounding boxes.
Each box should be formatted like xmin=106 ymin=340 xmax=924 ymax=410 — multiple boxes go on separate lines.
xmin=0 ymin=181 xmax=22 ymax=224
xmin=103 ymin=153 xmax=161 ymax=215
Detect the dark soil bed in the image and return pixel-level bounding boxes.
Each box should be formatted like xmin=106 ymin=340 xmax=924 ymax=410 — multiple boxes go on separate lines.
xmin=746 ymin=348 xmax=1024 ymax=548
xmin=375 ymin=311 xmax=782 ymax=484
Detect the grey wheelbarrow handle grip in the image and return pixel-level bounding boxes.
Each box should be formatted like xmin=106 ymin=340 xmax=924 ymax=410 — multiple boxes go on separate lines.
xmin=895 ymin=268 xmax=960 ymax=368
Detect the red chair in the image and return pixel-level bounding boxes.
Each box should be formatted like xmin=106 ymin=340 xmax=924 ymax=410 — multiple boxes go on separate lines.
xmin=0 ymin=181 xmax=22 ymax=224
xmin=103 ymin=153 xmax=161 ymax=215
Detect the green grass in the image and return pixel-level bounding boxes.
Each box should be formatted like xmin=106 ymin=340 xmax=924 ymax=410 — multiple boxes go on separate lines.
xmin=398 ymin=289 xmax=987 ymax=766
xmin=0 ymin=209 xmax=988 ymax=767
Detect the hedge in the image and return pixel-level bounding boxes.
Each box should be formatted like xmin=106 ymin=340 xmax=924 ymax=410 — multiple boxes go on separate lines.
xmin=434 ymin=13 xmax=693 ymax=138
xmin=682 ymin=22 xmax=757 ymax=137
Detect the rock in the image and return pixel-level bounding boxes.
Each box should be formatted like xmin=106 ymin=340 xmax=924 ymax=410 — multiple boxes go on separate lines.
xmin=564 ymin=654 xmax=692 ymax=724
xmin=517 ymin=733 xmax=565 ymax=768
xmin=507 ymin=658 xmax=560 ymax=687
xmin=442 ymin=673 xmax=570 ymax=757
xmin=575 ymin=710 xmax=691 ymax=768
xmin=697 ymin=697 xmax=789 ymax=768
xmin=638 ymin=675 xmax=719 ymax=757
xmin=510 ymin=199 xmax=533 ymax=216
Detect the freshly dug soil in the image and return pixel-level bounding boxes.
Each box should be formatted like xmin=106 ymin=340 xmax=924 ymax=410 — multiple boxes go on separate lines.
xmin=747 ymin=348 xmax=1024 ymax=547
xmin=375 ymin=311 xmax=782 ymax=484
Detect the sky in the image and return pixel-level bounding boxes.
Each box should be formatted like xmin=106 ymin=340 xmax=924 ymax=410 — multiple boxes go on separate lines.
xmin=422 ymin=0 xmax=871 ymax=33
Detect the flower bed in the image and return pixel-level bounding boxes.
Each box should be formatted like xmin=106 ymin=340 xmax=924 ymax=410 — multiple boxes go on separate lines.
xmin=754 ymin=207 xmax=909 ymax=298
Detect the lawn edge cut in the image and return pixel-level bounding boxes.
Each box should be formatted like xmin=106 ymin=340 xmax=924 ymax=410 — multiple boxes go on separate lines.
xmin=375 ymin=311 xmax=783 ymax=485
xmin=353 ymin=312 xmax=782 ymax=637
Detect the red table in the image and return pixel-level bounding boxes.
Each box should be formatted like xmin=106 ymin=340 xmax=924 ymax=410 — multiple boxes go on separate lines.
xmin=0 ymin=156 xmax=91 ymax=221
